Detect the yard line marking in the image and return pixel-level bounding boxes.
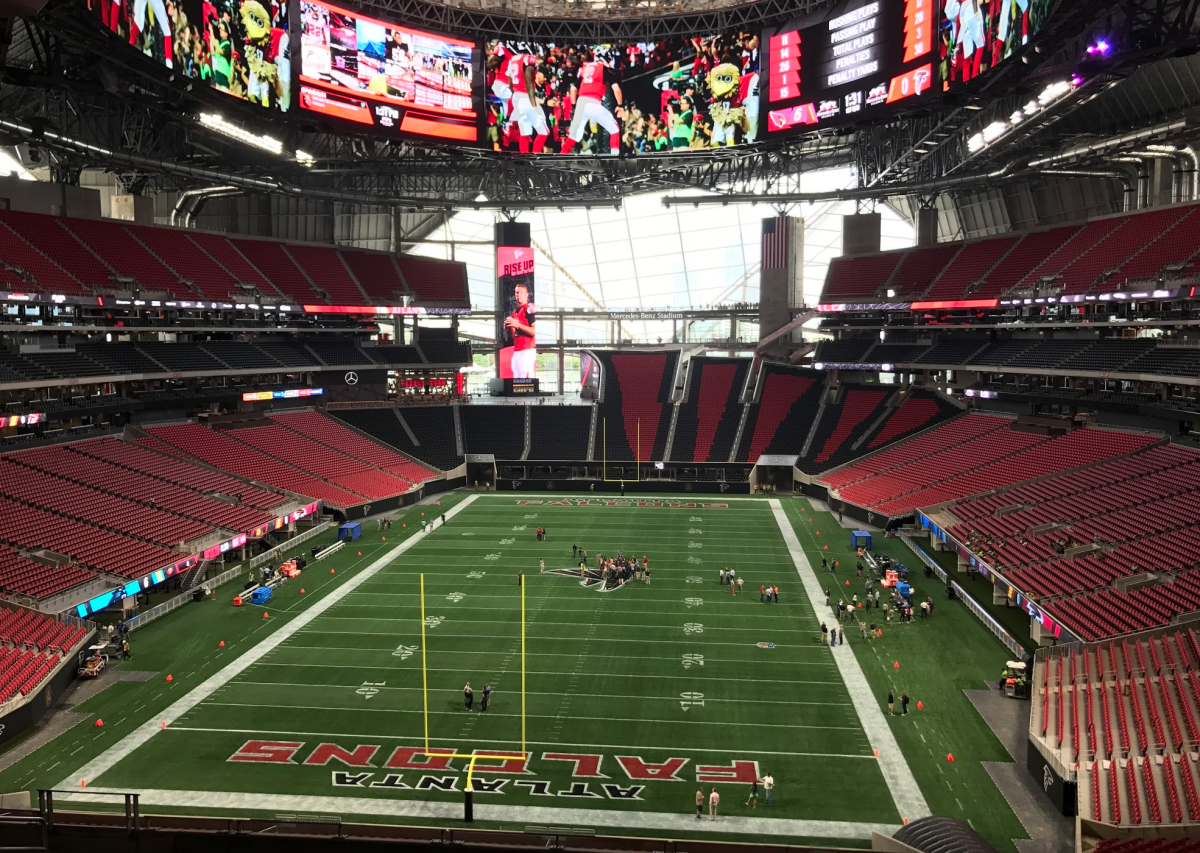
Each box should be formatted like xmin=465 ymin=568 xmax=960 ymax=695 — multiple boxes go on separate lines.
xmin=63 ymin=788 xmax=898 ymax=840
xmin=305 ymin=616 xmax=818 ymax=633
xmin=55 ymin=493 xmax=482 ymax=793
xmin=292 ymin=631 xmax=824 ymax=649
xmin=241 ymin=667 xmax=848 ymax=690
xmin=196 ymin=701 xmax=864 ymax=732
xmin=769 ymin=498 xmax=930 ymax=821
xmin=163 ymin=725 xmax=876 ymax=759
xmin=277 ymin=646 xmax=836 ymax=664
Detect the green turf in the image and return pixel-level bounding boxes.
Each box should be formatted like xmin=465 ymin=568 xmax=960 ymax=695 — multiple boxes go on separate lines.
xmin=0 ymin=492 xmax=1031 ymax=850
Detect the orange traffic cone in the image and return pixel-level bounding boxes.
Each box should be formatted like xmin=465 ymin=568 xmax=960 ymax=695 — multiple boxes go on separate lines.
xmin=94 ymin=719 xmax=104 ymax=727
xmin=946 ymin=754 xmax=954 ymax=763
xmin=330 ymin=568 xmax=335 ymax=574
xmin=893 ymin=661 xmax=900 ymax=669
xmin=917 ymin=701 xmax=924 ymax=710
xmin=357 ymin=551 xmax=361 ymax=556
xmin=218 ymin=640 xmax=225 ymax=648
xmin=262 ymin=612 xmax=269 ymax=619
xmin=165 ymin=674 xmax=173 ymax=682
xmin=300 ymin=588 xmax=305 ymax=594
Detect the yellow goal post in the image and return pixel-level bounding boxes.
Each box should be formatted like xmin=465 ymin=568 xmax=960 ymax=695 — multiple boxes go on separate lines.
xmin=419 ymin=573 xmax=528 ymax=793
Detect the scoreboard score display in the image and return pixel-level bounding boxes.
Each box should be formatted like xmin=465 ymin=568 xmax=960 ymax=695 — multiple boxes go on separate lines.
xmin=764 ymin=0 xmax=935 ymax=134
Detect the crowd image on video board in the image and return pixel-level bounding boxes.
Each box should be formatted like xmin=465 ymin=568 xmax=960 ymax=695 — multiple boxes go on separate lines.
xmin=96 ymin=0 xmax=291 ymax=110
xmin=941 ymin=0 xmax=1050 ymax=86
xmin=483 ymin=33 xmax=760 ymax=155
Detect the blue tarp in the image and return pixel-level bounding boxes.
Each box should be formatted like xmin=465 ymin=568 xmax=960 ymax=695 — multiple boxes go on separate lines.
xmin=851 ymin=530 xmax=872 ymax=550
xmin=338 ymin=522 xmax=363 ymax=542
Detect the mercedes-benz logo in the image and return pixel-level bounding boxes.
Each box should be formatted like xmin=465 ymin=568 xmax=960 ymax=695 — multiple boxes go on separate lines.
xmin=345 ymin=371 xmax=359 ymax=385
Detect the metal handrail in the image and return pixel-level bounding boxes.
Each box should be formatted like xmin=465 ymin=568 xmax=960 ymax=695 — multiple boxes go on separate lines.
xmin=249 ymin=522 xmax=332 ymax=569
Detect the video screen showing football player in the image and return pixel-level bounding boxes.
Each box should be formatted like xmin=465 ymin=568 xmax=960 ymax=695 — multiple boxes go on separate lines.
xmin=482 ymin=31 xmax=758 ymax=155
xmin=502 ymin=282 xmax=537 ymax=379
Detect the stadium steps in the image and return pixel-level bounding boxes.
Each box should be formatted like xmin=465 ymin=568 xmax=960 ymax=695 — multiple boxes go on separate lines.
xmin=587 ymin=405 xmax=598 ymax=462
xmin=851 ymin=393 xmax=901 ymax=451
xmin=798 ymin=383 xmax=831 ymax=458
xmin=728 ymin=403 xmax=750 ymax=463
xmin=661 ymin=403 xmax=680 ymax=462
xmin=1008 ymin=219 xmax=1124 ymax=296
xmin=393 ymin=409 xmax=422 ymax=447
xmin=336 ymin=251 xmax=373 ymax=303
xmin=1107 ymin=205 xmax=1200 ymax=287
xmin=453 ymin=406 xmax=465 ymax=458
xmin=521 ymin=406 xmax=532 ymax=461
xmin=127 ymin=424 xmax=318 ymax=506
xmin=918 ymin=245 xmax=967 ymax=298
xmin=267 ymin=411 xmax=435 ymax=486
xmin=220 ymin=238 xmax=290 ymax=300
xmin=53 ymin=219 xmax=122 ymax=291
xmin=184 ymin=233 xmax=251 ymax=300
xmin=971 ymin=234 xmax=1026 ymax=298
xmin=0 ymin=218 xmax=90 ymax=295
xmin=179 ymin=559 xmax=208 ymax=590
xmin=125 ymin=227 xmax=194 ymax=296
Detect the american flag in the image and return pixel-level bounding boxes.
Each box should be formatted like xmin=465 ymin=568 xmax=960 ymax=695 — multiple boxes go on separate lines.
xmin=761 ymin=217 xmax=789 ymax=270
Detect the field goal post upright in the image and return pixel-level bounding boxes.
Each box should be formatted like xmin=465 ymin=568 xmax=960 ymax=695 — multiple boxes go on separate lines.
xmin=602 ymin=418 xmax=642 ymax=482
xmin=418 ymin=572 xmax=527 ymax=822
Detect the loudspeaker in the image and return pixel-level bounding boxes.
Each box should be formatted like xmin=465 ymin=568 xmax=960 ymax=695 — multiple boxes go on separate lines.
xmin=495 ymin=221 xmax=530 ymax=247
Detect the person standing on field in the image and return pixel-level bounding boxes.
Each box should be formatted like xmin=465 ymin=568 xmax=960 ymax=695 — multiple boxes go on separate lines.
xmin=694 ymin=787 xmax=704 ymax=819
xmin=482 ymin=683 xmax=493 ymax=712
xmin=708 ymin=787 xmax=719 ymax=820
xmin=762 ymin=772 xmax=774 ymax=805
xmin=887 ymin=689 xmax=894 ymax=716
xmin=736 ymin=576 xmax=744 ymax=595
xmin=464 ymin=683 xmax=474 ymax=711
xmin=745 ymin=777 xmax=758 ymax=808
xmin=540 ymin=558 xmax=545 ymax=573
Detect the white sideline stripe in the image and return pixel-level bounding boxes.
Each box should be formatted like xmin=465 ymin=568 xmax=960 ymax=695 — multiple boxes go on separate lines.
xmin=768 ymin=498 xmax=931 ymax=821
xmin=163 ymin=725 xmax=876 ymax=760
xmin=55 ymin=493 xmax=481 ymax=792
xmin=62 ymin=789 xmax=897 ymax=839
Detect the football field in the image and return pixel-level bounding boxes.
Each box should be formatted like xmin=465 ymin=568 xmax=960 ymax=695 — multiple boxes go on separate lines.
xmin=53 ymin=494 xmax=916 ymax=843
xmin=14 ymin=492 xmax=1027 ymax=849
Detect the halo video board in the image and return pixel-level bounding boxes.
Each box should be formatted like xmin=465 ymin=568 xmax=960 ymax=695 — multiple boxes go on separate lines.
xmin=297 ymin=0 xmax=480 ymax=142
xmin=764 ymin=0 xmax=935 ymax=134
